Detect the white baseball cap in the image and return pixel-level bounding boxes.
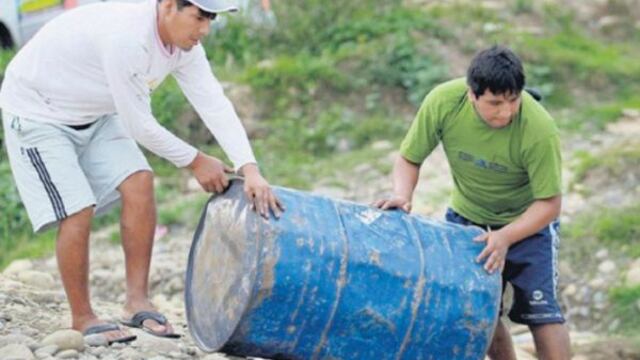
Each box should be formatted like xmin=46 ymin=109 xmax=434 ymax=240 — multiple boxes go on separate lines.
xmin=188 ymin=0 xmax=239 ymax=13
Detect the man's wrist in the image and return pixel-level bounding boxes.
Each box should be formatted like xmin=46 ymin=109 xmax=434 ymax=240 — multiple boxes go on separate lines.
xmin=239 ymin=163 xmax=260 ymax=177
xmin=496 ymin=227 xmax=518 ymax=246
xmin=393 ymin=193 xmax=412 ymax=202
xmin=187 ymin=151 xmax=202 ymax=170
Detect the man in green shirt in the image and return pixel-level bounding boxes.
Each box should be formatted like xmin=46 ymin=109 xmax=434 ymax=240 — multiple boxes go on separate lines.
xmin=374 ymin=46 xmax=570 ymax=359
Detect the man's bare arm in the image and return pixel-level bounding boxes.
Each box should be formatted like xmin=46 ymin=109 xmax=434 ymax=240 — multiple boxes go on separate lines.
xmin=475 ymin=195 xmax=561 ymax=273
xmin=373 ymin=155 xmax=421 ymax=213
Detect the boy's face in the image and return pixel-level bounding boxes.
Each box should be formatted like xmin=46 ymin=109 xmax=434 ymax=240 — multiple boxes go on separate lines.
xmin=469 ymin=89 xmax=522 ymax=129
xmin=161 ymin=0 xmax=214 ymax=51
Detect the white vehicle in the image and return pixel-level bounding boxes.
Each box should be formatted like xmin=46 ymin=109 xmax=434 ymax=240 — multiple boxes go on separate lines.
xmin=0 ymin=0 xmax=140 ymax=48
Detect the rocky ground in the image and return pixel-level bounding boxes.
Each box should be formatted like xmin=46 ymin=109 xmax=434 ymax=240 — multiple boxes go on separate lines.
xmin=1 ymin=114 xmax=639 ymax=359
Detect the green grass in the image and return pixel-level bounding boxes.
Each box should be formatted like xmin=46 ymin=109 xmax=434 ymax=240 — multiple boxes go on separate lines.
xmin=571 ymin=143 xmax=640 ymax=184
xmin=247 ymin=109 xmax=407 ymax=189
xmin=567 ymin=97 xmax=640 ymax=132
xmin=521 ymin=32 xmax=640 ymax=80
xmin=0 ymin=231 xmax=57 ymax=270
xmin=158 ymin=193 xmax=209 ymax=228
xmin=425 ymin=3 xmax=499 ymax=25
xmin=609 ymin=285 xmax=640 ymax=334
xmin=563 ymin=205 xmax=640 ymax=263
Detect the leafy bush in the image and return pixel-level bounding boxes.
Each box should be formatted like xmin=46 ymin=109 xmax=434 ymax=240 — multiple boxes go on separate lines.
xmin=0 ymin=160 xmax=31 ymax=251
xmin=364 ymin=32 xmax=448 ymax=106
xmin=268 ymin=0 xmax=403 ymax=55
xmin=242 ymin=54 xmax=348 ymax=113
xmin=204 ymin=17 xmax=266 ymax=67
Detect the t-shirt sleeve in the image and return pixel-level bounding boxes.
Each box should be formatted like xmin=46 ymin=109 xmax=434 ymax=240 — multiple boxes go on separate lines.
xmin=399 ymin=89 xmax=445 ymax=164
xmin=524 ymin=134 xmax=562 ymax=199
xmin=101 ymin=41 xmax=198 ymax=168
xmin=172 ymin=45 xmax=256 ymax=171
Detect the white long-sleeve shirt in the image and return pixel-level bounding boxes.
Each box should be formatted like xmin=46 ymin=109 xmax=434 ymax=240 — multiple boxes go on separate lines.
xmin=0 ymin=0 xmax=256 ymax=169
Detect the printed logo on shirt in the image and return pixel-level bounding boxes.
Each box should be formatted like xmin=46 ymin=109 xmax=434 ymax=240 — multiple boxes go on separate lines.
xmin=458 ymin=151 xmax=508 ymax=173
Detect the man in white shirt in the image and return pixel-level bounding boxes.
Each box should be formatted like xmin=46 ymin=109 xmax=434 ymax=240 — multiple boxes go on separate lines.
xmin=0 ymin=0 xmax=283 ymax=343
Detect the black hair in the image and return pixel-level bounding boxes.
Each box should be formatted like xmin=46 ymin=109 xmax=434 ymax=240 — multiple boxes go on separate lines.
xmin=158 ymin=0 xmax=217 ymax=20
xmin=466 ymin=45 xmax=525 ymax=98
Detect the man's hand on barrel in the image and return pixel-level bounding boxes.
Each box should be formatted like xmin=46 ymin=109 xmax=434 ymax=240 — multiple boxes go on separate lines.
xmin=372 ymin=196 xmax=412 ymax=213
xmin=473 ymin=229 xmax=509 ymax=274
xmin=188 ymin=152 xmax=233 ymax=193
xmin=240 ymin=163 xmax=285 ymax=219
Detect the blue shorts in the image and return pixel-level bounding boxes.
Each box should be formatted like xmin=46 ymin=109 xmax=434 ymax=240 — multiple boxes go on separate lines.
xmin=445 ymin=208 xmax=565 ymax=326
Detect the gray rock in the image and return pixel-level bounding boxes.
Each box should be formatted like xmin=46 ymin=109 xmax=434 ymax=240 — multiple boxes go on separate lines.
xmin=84 ymin=334 xmax=109 ymax=347
xmin=595 ymin=248 xmax=608 ymax=260
xmin=588 ymin=277 xmax=606 ymax=289
xmin=597 ymin=260 xmax=616 ymax=274
xmin=16 ymin=271 xmax=56 ymax=289
xmin=3 ymin=259 xmax=34 ymax=275
xmin=168 ymin=351 xmax=189 ymax=359
xmin=55 ymin=349 xmax=79 ymax=359
xmin=34 ymin=344 xmax=59 ymax=357
xmin=41 ymin=330 xmax=84 ymax=352
xmin=597 ymin=15 xmax=622 ymax=30
xmin=0 ymin=343 xmax=36 ymax=360
xmin=577 ymin=306 xmax=590 ymax=317
xmin=561 ymin=284 xmax=577 ymax=298
xmin=202 ymin=354 xmax=229 ymax=360
xmin=86 ymin=346 xmax=107 ymax=357
xmin=30 ymin=291 xmax=66 ymax=305
xmin=608 ymin=318 xmax=621 ymax=332
xmin=115 ymin=347 xmax=144 ymax=360
xmin=625 ymin=265 xmax=640 ymax=287
xmin=593 ymin=291 xmax=608 ymax=309
xmin=134 ymin=331 xmax=180 ymax=354
xmin=371 ymin=140 xmax=393 ymax=151
xmin=164 ymin=277 xmax=184 ymax=295
xmin=35 ymin=353 xmax=51 ymax=359
xmin=0 ymin=334 xmax=38 ymax=348
xmin=184 ymin=347 xmax=198 ymax=357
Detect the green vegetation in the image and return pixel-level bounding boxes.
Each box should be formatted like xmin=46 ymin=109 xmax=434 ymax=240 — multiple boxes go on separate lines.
xmin=609 ymin=285 xmax=640 ymax=335
xmin=563 ymin=204 xmax=640 ymax=334
xmin=158 ymin=193 xmax=209 ymax=228
xmin=571 ymin=142 xmax=640 ymax=185
xmin=564 ymin=205 xmax=640 ymax=261
xmin=1 ymin=7 xmax=639 ymax=343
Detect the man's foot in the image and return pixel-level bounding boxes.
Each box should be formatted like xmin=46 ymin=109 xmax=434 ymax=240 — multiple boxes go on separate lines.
xmin=122 ymin=302 xmax=180 ymax=338
xmin=75 ymin=317 xmax=136 ymax=345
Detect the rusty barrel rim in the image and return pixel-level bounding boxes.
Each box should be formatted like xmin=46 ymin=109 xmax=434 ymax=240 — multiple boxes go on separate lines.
xmin=185 ymin=180 xmax=257 ymax=352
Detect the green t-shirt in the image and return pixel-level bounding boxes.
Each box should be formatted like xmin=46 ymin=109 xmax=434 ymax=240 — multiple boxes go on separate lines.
xmin=400 ymin=78 xmax=562 ymax=225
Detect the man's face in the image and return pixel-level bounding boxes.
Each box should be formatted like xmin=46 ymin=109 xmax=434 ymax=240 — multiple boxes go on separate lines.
xmin=468 ymin=89 xmax=522 ymax=129
xmin=164 ymin=2 xmax=214 ymax=51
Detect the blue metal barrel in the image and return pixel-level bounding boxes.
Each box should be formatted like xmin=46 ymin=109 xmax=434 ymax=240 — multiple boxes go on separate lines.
xmin=185 ymin=180 xmax=500 ymax=360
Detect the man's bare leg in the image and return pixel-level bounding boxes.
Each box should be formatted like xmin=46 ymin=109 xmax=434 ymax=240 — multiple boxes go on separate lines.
xmin=57 ymin=206 xmax=132 ymax=341
xmin=119 ymin=170 xmax=174 ymax=335
xmin=487 ymin=319 xmax=517 ymax=360
xmin=531 ymin=323 xmax=571 ymax=360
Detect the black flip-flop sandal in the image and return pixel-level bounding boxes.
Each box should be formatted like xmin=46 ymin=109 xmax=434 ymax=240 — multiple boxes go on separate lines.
xmin=121 ymin=310 xmax=181 ymax=338
xmin=83 ymin=323 xmax=137 ymax=345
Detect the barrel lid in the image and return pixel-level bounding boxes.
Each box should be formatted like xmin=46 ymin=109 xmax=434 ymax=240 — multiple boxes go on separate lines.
xmin=185 ymin=180 xmax=258 ymax=352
